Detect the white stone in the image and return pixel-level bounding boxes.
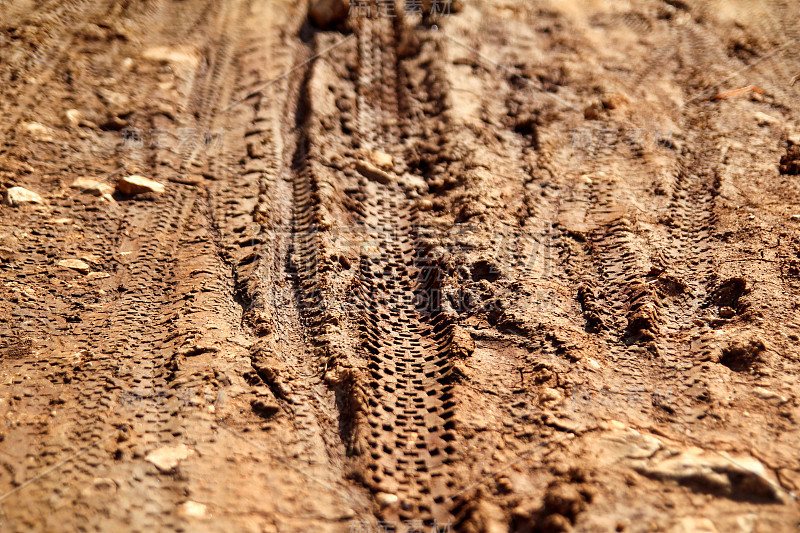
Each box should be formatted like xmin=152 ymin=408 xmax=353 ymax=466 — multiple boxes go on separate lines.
xmin=540 ymin=387 xmax=563 ymax=404
xmin=57 ymin=259 xmax=90 ymax=274
xmin=5 ymin=187 xmax=44 ymax=206
xmin=635 ymin=447 xmax=781 ymax=501
xmin=753 ymin=387 xmax=788 ymax=404
xmin=66 ymin=109 xmax=82 ymax=127
xmin=71 ymin=177 xmax=114 ymax=196
xmin=354 ymin=160 xmax=393 ymax=185
xmin=178 ymin=500 xmax=207 ymax=518
xmin=145 ymin=443 xmax=194 ymax=472
xmin=116 ymin=175 xmax=165 ymax=195
xmin=754 ymin=111 xmax=779 ymax=126
xmin=142 ymin=46 xmax=200 ymax=70
xmin=375 ymin=492 xmax=399 ymax=507
xmin=605 ymin=426 xmax=663 ymax=460
xmin=371 ymin=150 xmax=394 ymax=169
xmin=23 ymin=121 xmax=54 ymax=141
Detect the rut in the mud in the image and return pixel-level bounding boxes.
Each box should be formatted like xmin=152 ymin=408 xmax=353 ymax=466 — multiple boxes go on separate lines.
xmin=288 ymin=8 xmax=461 ymax=524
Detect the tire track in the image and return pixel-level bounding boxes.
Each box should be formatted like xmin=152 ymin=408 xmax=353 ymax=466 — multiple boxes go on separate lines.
xmin=0 ymin=186 xmax=200 ymax=533
xmin=0 ymin=3 xmax=252 ymax=531
xmin=212 ymin=7 xmax=378 ymax=524
xmin=0 ymin=0 xmax=102 ymax=137
xmin=286 ymin=5 xmax=460 ymax=526
xmin=349 ymin=9 xmax=458 ymax=525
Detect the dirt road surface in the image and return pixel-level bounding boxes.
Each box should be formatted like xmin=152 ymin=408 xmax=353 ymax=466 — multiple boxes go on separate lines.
xmin=1 ymin=0 xmax=799 ymax=531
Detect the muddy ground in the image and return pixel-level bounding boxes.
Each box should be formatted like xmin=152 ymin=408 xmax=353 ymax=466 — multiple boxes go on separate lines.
xmin=1 ymin=0 xmax=799 ymax=531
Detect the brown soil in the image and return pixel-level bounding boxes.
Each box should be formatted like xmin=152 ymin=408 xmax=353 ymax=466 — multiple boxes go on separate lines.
xmin=1 ymin=1 xmax=799 ymax=532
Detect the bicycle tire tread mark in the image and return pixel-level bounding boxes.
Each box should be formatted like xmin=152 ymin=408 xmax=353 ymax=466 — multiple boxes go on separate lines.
xmin=349 ymin=8 xmax=458 ymax=525
xmin=288 ymin=2 xmax=459 ymax=526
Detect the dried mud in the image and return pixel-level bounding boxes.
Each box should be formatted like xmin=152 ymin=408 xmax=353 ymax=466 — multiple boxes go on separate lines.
xmin=1 ymin=1 xmax=799 ymax=532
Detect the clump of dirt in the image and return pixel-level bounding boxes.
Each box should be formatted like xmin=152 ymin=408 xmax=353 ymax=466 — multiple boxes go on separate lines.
xmin=711 ymin=277 xmax=748 ymax=310
xmin=719 ymin=337 xmax=767 ymax=372
xmin=779 ymin=141 xmax=800 ymax=175
xmin=471 ymin=259 xmax=500 ymax=282
xmin=512 ymin=478 xmax=594 ymax=533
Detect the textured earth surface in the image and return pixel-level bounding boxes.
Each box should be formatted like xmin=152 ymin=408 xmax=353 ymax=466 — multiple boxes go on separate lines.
xmin=1 ymin=0 xmax=800 ymax=532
